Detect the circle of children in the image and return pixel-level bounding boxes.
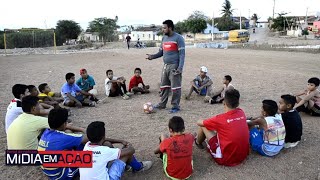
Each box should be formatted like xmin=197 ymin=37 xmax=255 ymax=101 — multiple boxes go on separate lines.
xmin=5 ymin=65 xmax=320 ymax=180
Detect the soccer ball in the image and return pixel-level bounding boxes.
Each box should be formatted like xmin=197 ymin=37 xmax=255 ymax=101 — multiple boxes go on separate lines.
xmin=143 ymin=102 xmax=154 ymax=114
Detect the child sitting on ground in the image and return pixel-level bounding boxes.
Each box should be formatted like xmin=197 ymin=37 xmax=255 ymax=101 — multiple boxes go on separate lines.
xmin=61 ymin=72 xmax=96 ymax=107
xmin=38 ymin=83 xmax=64 ymax=106
xmin=38 ymin=108 xmax=88 ymax=180
xmin=154 ymin=116 xmax=194 ymax=180
xmin=294 ymin=77 xmax=320 ymax=116
xmin=247 ymin=100 xmax=286 ymax=157
xmin=76 ymin=68 xmax=99 ymax=102
xmin=129 ymin=68 xmax=150 ymax=94
xmin=279 ymin=94 xmax=303 ymax=148
xmin=28 ymin=85 xmax=54 ymax=115
xmin=185 ymin=66 xmax=213 ymax=101
xmin=208 ymin=75 xmax=234 ymax=104
xmin=79 ymin=121 xmax=153 ymax=180
xmin=105 ymin=69 xmax=132 ymax=100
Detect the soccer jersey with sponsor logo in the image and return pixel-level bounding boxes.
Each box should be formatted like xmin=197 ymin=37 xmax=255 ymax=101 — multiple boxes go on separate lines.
xmin=159 ymin=133 xmax=194 ymax=179
xmin=129 ymin=75 xmax=144 ymax=92
xmin=80 ymin=142 xmax=121 ymax=180
xmin=203 ymin=108 xmax=249 ymax=166
xmin=5 ymin=98 xmax=23 ymax=133
xmin=38 ymin=129 xmax=83 ymax=179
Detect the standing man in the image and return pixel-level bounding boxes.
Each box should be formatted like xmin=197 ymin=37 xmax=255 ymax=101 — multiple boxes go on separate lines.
xmin=146 ymin=20 xmax=185 ymax=113
xmin=126 ymin=34 xmax=131 ymax=49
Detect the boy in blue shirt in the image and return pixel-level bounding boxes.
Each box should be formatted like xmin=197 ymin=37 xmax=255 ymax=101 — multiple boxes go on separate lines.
xmin=61 ymin=72 xmax=96 ymax=107
xmin=38 ymin=108 xmax=88 ymax=180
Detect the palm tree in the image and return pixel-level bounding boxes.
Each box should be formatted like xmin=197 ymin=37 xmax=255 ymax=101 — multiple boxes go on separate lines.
xmin=221 ymin=0 xmax=233 ymax=18
xmin=251 ymin=13 xmax=258 ymax=27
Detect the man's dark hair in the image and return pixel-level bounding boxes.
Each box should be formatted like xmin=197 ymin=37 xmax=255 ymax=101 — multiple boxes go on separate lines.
xmin=28 ymin=85 xmax=36 ymax=92
xmin=225 ymin=75 xmax=232 ymax=82
xmin=168 ymin=116 xmax=185 ymax=132
xmin=38 ymin=83 xmax=48 ymax=93
xmin=48 ymin=108 xmax=68 ymax=129
xmin=22 ymin=96 xmax=39 ymax=113
xmin=87 ymin=121 xmax=105 ymax=143
xmin=308 ymin=77 xmax=320 ymax=86
xmin=106 ymin=69 xmax=113 ymax=75
xmin=163 ymin=20 xmax=174 ymax=31
xmin=65 ymin=73 xmax=75 ymax=81
xmin=224 ymin=89 xmax=240 ymax=108
xmin=281 ymin=94 xmax=296 ymax=108
xmin=262 ymin=100 xmax=278 ymax=116
xmin=134 ymin=68 xmax=142 ymax=74
xmin=12 ymin=84 xmax=28 ymax=99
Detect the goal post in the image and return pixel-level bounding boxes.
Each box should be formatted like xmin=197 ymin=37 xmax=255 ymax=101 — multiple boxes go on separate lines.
xmin=3 ymin=28 xmax=57 ymax=55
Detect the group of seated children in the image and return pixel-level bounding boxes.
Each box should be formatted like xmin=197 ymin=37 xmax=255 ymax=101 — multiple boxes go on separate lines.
xmin=185 ymin=66 xmax=234 ymax=105
xmin=105 ymin=68 xmax=150 ymax=100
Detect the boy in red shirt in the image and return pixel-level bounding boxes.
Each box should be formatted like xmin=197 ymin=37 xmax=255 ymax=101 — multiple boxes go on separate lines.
xmin=195 ymin=89 xmax=249 ymax=166
xmin=129 ymin=68 xmax=150 ymax=94
xmin=154 ymin=116 xmax=194 ymax=179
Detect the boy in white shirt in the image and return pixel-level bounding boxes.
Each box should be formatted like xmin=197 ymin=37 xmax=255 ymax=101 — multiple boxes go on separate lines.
xmin=105 ymin=69 xmax=132 ymax=100
xmin=80 ymin=121 xmax=152 ymax=180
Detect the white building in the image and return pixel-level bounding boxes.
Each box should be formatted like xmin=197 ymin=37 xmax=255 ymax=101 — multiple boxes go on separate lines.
xmin=203 ymin=23 xmax=219 ymax=34
xmin=78 ymin=32 xmax=100 ymax=42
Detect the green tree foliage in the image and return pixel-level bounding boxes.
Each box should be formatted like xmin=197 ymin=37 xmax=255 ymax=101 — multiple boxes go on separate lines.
xmin=271 ymin=14 xmax=293 ymax=31
xmin=216 ymin=0 xmax=238 ymax=31
xmin=88 ymin=16 xmax=119 ymax=45
xmin=251 ymin=13 xmax=258 ymax=27
xmin=55 ymin=20 xmax=82 ymax=45
xmin=174 ymin=21 xmax=188 ymax=34
xmin=221 ymin=0 xmax=233 ymax=18
xmin=185 ymin=11 xmax=207 ymax=37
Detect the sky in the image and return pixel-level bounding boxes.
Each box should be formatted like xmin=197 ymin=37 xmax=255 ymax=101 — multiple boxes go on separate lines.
xmin=1 ymin=0 xmax=319 ymax=30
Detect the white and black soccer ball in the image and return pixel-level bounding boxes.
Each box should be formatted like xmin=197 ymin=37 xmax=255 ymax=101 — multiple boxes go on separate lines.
xmin=143 ymin=102 xmax=154 ymax=114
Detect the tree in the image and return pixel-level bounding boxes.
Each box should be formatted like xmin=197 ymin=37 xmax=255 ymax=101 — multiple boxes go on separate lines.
xmin=56 ymin=20 xmax=82 ymax=45
xmin=271 ymin=14 xmax=293 ymax=31
xmin=251 ymin=13 xmax=259 ymax=27
xmin=216 ymin=0 xmax=238 ymax=31
xmin=88 ymin=16 xmax=119 ymax=45
xmin=221 ymin=0 xmax=233 ymax=18
xmin=175 ymin=21 xmax=188 ymax=34
xmin=185 ymin=11 xmax=208 ymax=40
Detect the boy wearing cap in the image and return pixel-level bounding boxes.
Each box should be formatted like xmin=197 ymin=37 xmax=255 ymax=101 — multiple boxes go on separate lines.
xmin=208 ymin=75 xmax=234 ymax=104
xmin=185 ymin=66 xmax=213 ymax=101
xmin=76 ymin=69 xmax=99 ymax=102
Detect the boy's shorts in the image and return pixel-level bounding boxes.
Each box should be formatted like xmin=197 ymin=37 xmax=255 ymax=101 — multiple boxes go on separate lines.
xmin=193 ymin=85 xmax=207 ymax=96
xmin=162 ymin=153 xmax=192 ymax=180
xmin=108 ymin=159 xmax=126 ymax=180
xmin=63 ymin=95 xmax=84 ymax=105
xmin=249 ymin=128 xmax=268 ymax=156
xmin=206 ymin=136 xmax=222 ymax=159
xmin=310 ymin=104 xmax=320 ymax=116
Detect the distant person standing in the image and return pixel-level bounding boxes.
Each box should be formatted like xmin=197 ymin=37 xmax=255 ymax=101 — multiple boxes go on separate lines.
xmin=146 ymin=20 xmax=185 ymax=113
xmin=126 ymin=34 xmax=131 ymax=49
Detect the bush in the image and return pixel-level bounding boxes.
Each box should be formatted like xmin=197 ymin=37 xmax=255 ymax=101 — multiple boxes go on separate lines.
xmin=145 ymin=41 xmax=156 ymax=47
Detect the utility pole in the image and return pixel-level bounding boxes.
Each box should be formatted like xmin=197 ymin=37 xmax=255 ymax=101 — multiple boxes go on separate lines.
xmin=273 ymin=0 xmax=276 ymax=20
xmin=240 ymin=10 xmax=242 ymax=30
xmin=212 ymin=10 xmax=214 ymax=41
xmin=305 ymin=7 xmax=308 ymax=28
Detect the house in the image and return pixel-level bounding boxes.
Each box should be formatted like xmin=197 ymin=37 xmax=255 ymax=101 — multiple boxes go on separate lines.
xmin=232 ymin=16 xmax=250 ymax=29
xmin=119 ymin=25 xmax=162 ymax=41
xmin=203 ymin=23 xmax=219 ymax=34
xmin=77 ymin=32 xmax=100 ymax=42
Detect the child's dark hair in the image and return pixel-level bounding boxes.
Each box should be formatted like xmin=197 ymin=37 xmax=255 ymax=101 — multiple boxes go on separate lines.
xmin=262 ymin=100 xmax=278 ymax=116
xmin=224 ymin=89 xmax=240 ymax=108
xmin=48 ymin=108 xmax=68 ymax=129
xmin=163 ymin=20 xmax=174 ymax=30
xmin=38 ymin=83 xmax=48 ymax=93
xmin=281 ymin=94 xmax=296 ymax=108
xmin=21 ymin=96 xmax=39 ymax=113
xmin=65 ymin=73 xmax=75 ymax=81
xmin=106 ymin=69 xmax=113 ymax=75
xmin=134 ymin=68 xmax=142 ymax=74
xmin=27 ymin=85 xmax=36 ymax=92
xmin=87 ymin=121 xmax=105 ymax=143
xmin=308 ymin=77 xmax=320 ymax=87
xmin=168 ymin=116 xmax=185 ymax=132
xmin=12 ymin=84 xmax=28 ymax=99
xmin=225 ymin=75 xmax=232 ymax=82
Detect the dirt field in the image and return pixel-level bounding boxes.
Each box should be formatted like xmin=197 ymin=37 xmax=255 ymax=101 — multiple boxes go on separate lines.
xmin=0 ymin=48 xmax=319 ymax=180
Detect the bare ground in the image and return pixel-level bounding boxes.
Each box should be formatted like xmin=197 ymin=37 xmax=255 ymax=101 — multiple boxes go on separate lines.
xmin=0 ymin=48 xmax=319 ymax=180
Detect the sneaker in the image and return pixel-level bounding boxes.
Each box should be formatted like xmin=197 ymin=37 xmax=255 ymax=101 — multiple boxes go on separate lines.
xmin=204 ymin=96 xmax=211 ymax=103
xmin=284 ymin=141 xmax=299 ymax=149
xmin=126 ymin=92 xmax=134 ymax=96
xmin=169 ymin=108 xmax=180 ymax=114
xmin=136 ymin=161 xmax=153 ymax=172
xmin=125 ymin=165 xmax=132 ymax=172
xmin=97 ymin=97 xmax=108 ymax=104
xmin=122 ymin=94 xmax=130 ymax=100
xmin=153 ymin=104 xmax=166 ymax=110
xmin=89 ymin=102 xmax=96 ymax=107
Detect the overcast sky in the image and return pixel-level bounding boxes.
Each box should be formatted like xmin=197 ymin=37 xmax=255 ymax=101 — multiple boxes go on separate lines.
xmin=1 ymin=0 xmax=319 ymax=30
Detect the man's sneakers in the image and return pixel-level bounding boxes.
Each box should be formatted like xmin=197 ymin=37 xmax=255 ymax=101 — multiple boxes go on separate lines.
xmin=169 ymin=108 xmax=180 ymax=114
xmin=136 ymin=161 xmax=153 ymax=172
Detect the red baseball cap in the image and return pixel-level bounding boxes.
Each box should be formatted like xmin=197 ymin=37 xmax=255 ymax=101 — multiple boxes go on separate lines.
xmin=80 ymin=68 xmax=87 ymax=74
